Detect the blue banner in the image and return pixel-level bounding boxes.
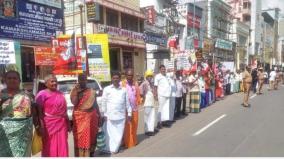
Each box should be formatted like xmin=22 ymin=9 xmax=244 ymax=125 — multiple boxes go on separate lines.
xmin=144 ymin=32 xmax=167 ymax=47
xmin=0 ymin=0 xmax=63 ymax=42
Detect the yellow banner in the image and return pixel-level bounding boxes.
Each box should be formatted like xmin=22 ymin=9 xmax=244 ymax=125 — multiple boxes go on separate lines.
xmin=86 ymin=34 xmax=111 ymax=82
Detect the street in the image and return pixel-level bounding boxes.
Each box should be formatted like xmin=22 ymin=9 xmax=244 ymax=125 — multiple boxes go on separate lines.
xmin=113 ymin=85 xmax=284 ymax=157
xmin=33 ymin=85 xmax=284 ymax=157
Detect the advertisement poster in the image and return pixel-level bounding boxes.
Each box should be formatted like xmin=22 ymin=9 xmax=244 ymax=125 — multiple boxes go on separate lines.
xmin=0 ymin=0 xmax=63 ymax=42
xmin=86 ymin=34 xmax=111 ymax=82
xmin=52 ymin=35 xmax=83 ymax=75
xmin=34 ymin=47 xmax=57 ymax=66
xmin=0 ymin=40 xmax=16 ymax=64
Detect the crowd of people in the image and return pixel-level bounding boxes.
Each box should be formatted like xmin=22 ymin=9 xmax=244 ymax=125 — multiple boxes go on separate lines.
xmin=0 ymin=62 xmax=283 ymax=157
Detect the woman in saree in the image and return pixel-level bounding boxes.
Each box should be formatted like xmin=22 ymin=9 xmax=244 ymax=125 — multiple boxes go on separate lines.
xmin=0 ymin=70 xmax=33 ymax=157
xmin=70 ymin=73 xmax=101 ymax=157
xmin=35 ymin=74 xmax=69 ymax=157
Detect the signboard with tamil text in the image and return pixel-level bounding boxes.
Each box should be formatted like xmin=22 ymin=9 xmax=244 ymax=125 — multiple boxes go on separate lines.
xmin=0 ymin=0 xmax=63 ymax=42
xmin=86 ymin=1 xmax=100 ymax=22
xmin=0 ymin=40 xmax=16 ymax=64
xmin=34 ymin=47 xmax=58 ymax=66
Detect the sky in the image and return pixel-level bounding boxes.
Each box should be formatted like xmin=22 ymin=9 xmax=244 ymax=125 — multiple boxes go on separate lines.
xmin=262 ymin=0 xmax=284 ymax=17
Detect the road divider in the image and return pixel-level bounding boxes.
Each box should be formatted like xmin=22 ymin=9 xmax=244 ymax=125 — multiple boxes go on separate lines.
xmin=192 ymin=114 xmax=227 ymax=136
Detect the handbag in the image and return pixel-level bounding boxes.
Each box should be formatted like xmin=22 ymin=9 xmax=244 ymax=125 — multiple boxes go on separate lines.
xmin=96 ymin=127 xmax=106 ymax=151
xmin=32 ymin=130 xmax=42 ymax=155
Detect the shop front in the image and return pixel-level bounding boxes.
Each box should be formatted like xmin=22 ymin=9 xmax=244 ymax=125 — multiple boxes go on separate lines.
xmin=0 ymin=0 xmax=64 ymax=90
xmin=96 ymin=24 xmax=146 ymax=76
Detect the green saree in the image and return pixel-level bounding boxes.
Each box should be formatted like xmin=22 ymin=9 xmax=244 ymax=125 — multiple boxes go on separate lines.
xmin=0 ymin=89 xmax=33 ymax=157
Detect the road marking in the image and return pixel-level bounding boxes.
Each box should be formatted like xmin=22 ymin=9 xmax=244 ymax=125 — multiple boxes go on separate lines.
xmin=193 ymin=114 xmax=227 ymax=136
xmin=250 ymin=94 xmax=257 ymax=99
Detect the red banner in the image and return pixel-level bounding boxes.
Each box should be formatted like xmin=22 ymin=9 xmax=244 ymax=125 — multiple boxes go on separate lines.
xmin=34 ymin=47 xmax=57 ymax=66
xmin=52 ymin=35 xmax=83 ymax=75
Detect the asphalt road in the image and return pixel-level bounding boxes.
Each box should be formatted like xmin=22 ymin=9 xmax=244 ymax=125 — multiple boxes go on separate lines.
xmin=34 ymin=84 xmax=284 ymax=157
xmin=114 ymin=84 xmax=284 ymax=157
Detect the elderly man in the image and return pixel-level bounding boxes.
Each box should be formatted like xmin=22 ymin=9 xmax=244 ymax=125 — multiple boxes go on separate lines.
xmin=140 ymin=70 xmax=156 ymax=136
xmin=121 ymin=68 xmax=141 ymax=149
xmin=242 ymin=66 xmax=252 ymax=107
xmin=257 ymin=67 xmax=265 ymax=95
xmin=154 ymin=65 xmax=171 ymax=129
xmin=101 ymin=72 xmax=132 ymax=154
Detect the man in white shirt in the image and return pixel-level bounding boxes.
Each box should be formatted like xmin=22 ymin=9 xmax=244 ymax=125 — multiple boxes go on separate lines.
xmin=269 ymin=68 xmax=276 ymax=91
xmin=175 ymin=74 xmax=184 ymax=118
xmin=167 ymin=71 xmax=176 ymax=124
xmin=154 ymin=65 xmax=171 ymax=128
xmin=101 ymin=71 xmax=132 ymax=154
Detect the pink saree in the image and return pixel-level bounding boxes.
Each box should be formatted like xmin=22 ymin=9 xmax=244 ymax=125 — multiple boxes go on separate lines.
xmin=35 ymin=90 xmax=69 ymax=157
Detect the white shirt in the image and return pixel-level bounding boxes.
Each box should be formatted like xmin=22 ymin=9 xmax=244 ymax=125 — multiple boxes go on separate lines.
xmin=175 ymin=80 xmax=183 ymax=97
xmin=154 ymin=73 xmax=171 ymax=97
xmin=269 ymin=71 xmax=276 ymax=81
xmin=198 ymin=78 xmax=206 ymax=93
xmin=101 ymin=84 xmax=132 ymax=120
xmin=169 ymin=78 xmax=177 ymax=97
xmin=188 ymin=75 xmax=199 ymax=92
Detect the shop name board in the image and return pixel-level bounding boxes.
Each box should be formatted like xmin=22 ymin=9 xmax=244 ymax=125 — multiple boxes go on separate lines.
xmin=144 ymin=33 xmax=167 ymax=46
xmin=86 ymin=2 xmax=100 ymax=22
xmin=0 ymin=40 xmax=16 ymax=64
xmin=97 ymin=24 xmax=144 ymax=40
xmin=215 ymin=38 xmax=233 ymax=51
xmin=0 ymin=0 xmax=63 ymax=42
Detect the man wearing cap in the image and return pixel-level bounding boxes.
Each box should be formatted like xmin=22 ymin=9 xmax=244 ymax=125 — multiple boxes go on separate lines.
xmin=140 ymin=70 xmax=157 ymax=136
xmin=242 ymin=66 xmax=252 ymax=107
xmin=257 ymin=67 xmax=265 ymax=94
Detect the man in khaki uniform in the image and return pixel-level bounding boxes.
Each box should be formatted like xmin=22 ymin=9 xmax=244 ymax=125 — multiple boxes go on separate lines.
xmin=257 ymin=67 xmax=265 ymax=94
xmin=242 ymin=66 xmax=252 ymax=107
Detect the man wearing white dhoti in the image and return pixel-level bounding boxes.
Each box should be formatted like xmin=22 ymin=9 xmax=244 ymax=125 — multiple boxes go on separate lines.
xmin=140 ymin=70 xmax=156 ymax=136
xmin=154 ymin=65 xmax=171 ymax=129
xmin=168 ymin=71 xmax=177 ymax=124
xmin=101 ymin=72 xmax=132 ymax=154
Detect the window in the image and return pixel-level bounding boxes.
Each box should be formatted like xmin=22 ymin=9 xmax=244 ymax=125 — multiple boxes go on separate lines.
xmin=98 ymin=5 xmax=104 ymax=24
xmin=139 ymin=19 xmax=144 ymax=33
xmin=106 ymin=8 xmax=118 ymax=27
xmin=121 ymin=13 xmax=138 ymax=32
xmin=21 ymin=47 xmax=35 ymax=82
xmin=64 ymin=0 xmax=80 ymax=15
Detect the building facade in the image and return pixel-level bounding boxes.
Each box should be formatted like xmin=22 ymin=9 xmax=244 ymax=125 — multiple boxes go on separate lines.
xmin=187 ymin=0 xmax=234 ymax=62
xmin=262 ymin=8 xmax=280 ymax=66
xmin=0 ymin=0 xmax=64 ymax=90
xmin=230 ymin=19 xmax=250 ymax=69
xmin=64 ymin=0 xmax=146 ymax=77
xmin=226 ymin=0 xmax=262 ymax=64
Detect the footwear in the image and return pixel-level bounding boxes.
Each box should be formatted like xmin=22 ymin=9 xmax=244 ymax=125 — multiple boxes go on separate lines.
xmin=154 ymin=128 xmax=159 ymax=133
xmin=145 ymin=132 xmax=155 ymax=136
xmin=156 ymin=123 xmax=162 ymax=129
xmin=182 ymin=112 xmax=188 ymax=116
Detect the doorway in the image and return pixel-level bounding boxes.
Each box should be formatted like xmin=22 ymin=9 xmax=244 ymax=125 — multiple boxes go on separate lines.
xmin=109 ymin=48 xmax=120 ymax=72
xmin=21 ymin=46 xmax=35 ymax=82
